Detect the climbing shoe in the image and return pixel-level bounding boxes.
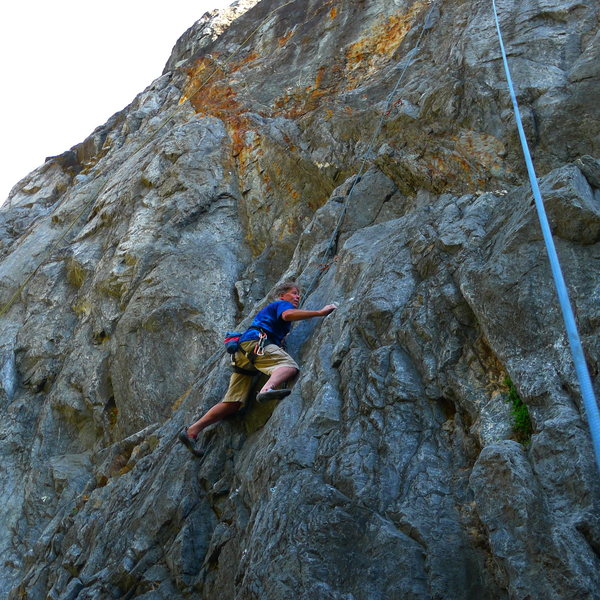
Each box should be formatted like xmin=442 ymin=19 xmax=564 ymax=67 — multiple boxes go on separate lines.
xmin=256 ymin=389 xmax=291 ymax=403
xmin=177 ymin=427 xmax=204 ymax=457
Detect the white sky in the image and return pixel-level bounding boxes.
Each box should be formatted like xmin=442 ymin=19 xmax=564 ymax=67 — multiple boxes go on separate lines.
xmin=0 ymin=0 xmax=234 ymax=205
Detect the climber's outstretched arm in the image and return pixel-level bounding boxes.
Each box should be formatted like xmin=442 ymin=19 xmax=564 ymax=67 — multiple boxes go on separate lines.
xmin=281 ymin=304 xmax=337 ymax=322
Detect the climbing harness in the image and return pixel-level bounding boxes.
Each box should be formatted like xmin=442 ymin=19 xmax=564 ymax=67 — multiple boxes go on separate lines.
xmin=491 ymin=0 xmax=600 ymax=474
xmin=231 ymin=364 xmax=259 ymax=376
xmin=225 ymin=325 xmax=273 ymax=376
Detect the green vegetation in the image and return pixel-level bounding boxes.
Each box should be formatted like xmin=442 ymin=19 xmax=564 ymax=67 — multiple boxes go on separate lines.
xmin=504 ymin=376 xmax=533 ymax=444
xmin=66 ymin=259 xmax=87 ymax=288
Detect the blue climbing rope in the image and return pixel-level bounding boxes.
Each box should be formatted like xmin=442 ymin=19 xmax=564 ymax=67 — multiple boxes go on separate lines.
xmin=491 ymin=0 xmax=600 ymax=474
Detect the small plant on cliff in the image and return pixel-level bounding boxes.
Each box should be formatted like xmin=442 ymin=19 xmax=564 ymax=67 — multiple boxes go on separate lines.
xmin=504 ymin=376 xmax=533 ymax=444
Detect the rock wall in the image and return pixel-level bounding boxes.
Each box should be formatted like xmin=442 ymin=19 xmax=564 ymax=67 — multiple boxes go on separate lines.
xmin=1 ymin=0 xmax=599 ymax=598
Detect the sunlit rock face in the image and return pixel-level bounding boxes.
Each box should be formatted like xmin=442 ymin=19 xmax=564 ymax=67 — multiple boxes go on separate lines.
xmin=1 ymin=0 xmax=599 ymax=598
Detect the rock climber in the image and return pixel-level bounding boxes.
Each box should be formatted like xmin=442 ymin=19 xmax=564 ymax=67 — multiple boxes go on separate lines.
xmin=178 ymin=281 xmax=337 ymax=456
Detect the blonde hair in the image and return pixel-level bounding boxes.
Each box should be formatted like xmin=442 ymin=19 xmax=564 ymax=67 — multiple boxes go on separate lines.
xmin=274 ymin=280 xmax=300 ymax=298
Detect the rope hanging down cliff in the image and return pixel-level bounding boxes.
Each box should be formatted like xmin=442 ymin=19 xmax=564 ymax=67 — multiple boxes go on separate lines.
xmin=491 ymin=0 xmax=600 ymax=475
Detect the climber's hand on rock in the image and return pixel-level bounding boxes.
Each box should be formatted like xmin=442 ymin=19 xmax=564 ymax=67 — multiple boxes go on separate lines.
xmin=319 ymin=304 xmax=337 ymax=316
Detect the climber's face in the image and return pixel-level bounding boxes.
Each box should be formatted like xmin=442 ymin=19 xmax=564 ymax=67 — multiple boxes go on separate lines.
xmin=280 ymin=287 xmax=300 ymax=307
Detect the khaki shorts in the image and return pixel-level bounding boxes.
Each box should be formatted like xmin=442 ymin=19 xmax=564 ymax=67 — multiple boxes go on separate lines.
xmin=222 ymin=341 xmax=299 ymax=405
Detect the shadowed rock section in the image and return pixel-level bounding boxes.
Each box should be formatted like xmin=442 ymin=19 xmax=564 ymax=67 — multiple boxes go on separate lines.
xmin=1 ymin=0 xmax=599 ymax=598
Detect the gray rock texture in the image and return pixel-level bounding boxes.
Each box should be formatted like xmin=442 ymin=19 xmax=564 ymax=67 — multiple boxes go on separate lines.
xmin=1 ymin=0 xmax=599 ymax=598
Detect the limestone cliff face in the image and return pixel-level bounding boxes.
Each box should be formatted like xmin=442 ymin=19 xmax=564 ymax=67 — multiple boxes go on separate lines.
xmin=1 ymin=0 xmax=599 ymax=598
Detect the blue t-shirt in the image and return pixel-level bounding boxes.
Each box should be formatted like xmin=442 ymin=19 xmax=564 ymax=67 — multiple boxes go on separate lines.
xmin=239 ymin=300 xmax=295 ymax=346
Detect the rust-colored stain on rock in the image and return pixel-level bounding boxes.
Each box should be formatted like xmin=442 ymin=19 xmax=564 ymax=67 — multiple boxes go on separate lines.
xmin=345 ymin=1 xmax=427 ymax=82
xmin=278 ymin=29 xmax=295 ymax=47
xmin=181 ymin=55 xmax=262 ymax=159
xmin=270 ymin=2 xmax=430 ymax=119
